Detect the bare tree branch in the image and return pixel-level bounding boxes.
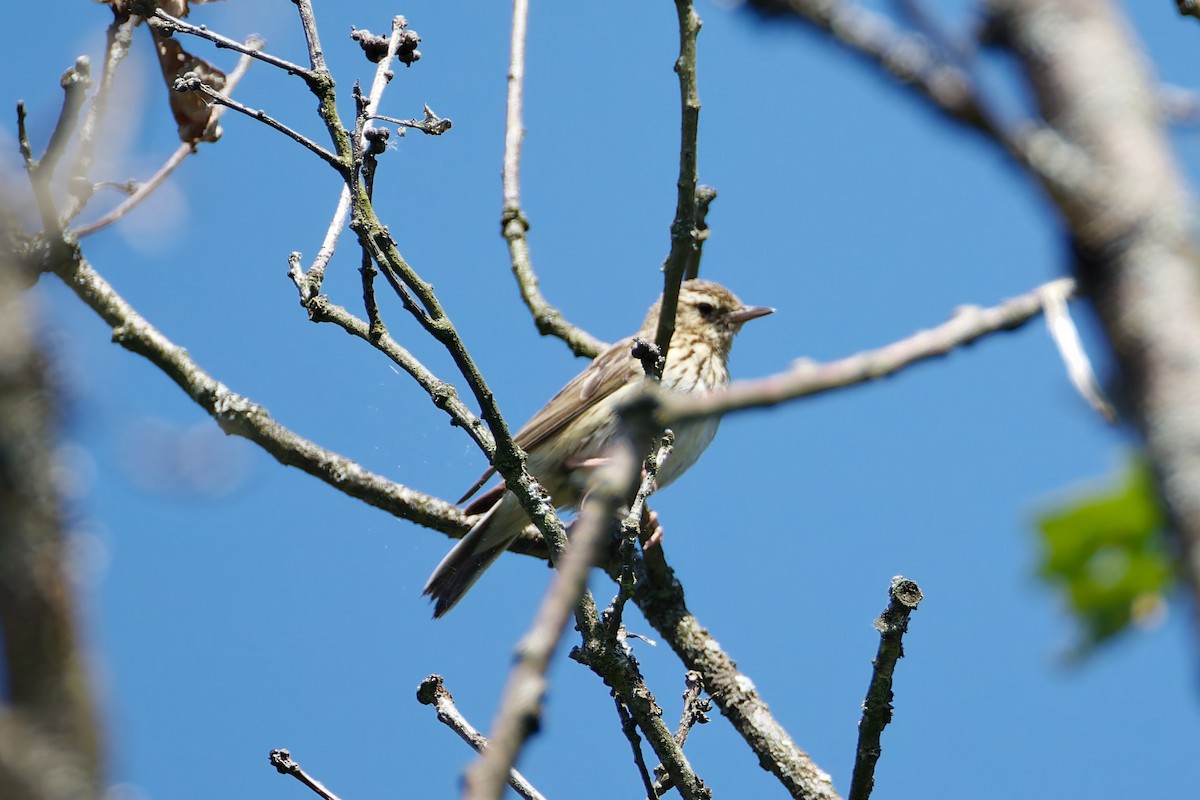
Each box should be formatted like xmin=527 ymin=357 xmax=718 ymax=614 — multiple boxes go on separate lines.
xmin=674 ymin=670 xmax=711 ymax=748
xmin=653 ymin=0 xmax=705 ymax=370
xmin=468 ymin=407 xmax=711 ymax=800
xmin=294 ymin=16 xmax=416 ymax=298
xmin=500 ymin=0 xmax=606 ymax=359
xmin=269 ymin=749 xmax=343 ymax=800
xmin=416 ymin=675 xmax=547 ymax=800
xmin=372 ymin=105 xmax=453 ymax=136
xmin=62 ymin=13 xmax=137 ymax=224
xmin=848 ymin=577 xmax=923 ymax=800
xmin=615 ymin=697 xmax=659 ymax=800
xmin=625 ymin=542 xmax=839 ymax=800
xmin=170 ymin=73 xmax=342 ymax=168
xmin=658 ymin=278 xmax=1077 ymax=424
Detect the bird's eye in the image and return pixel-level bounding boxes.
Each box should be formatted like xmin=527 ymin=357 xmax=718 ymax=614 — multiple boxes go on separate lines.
xmin=696 ymin=302 xmax=716 ymax=319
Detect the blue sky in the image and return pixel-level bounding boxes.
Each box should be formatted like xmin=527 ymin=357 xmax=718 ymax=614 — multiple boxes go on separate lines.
xmin=5 ymin=2 xmax=1199 ymax=798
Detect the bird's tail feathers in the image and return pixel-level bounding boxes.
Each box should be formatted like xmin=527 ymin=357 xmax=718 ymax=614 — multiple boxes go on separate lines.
xmin=423 ymin=495 xmax=523 ymax=617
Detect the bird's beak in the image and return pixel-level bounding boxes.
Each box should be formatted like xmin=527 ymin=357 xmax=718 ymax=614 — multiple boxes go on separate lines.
xmin=725 ymin=305 xmax=775 ymax=325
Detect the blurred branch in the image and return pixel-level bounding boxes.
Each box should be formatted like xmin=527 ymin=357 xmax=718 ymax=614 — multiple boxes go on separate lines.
xmin=989 ymin=0 xmax=1200 ymax=632
xmin=1177 ymin=0 xmax=1200 ymax=22
xmin=0 ymin=242 xmax=102 ymax=800
xmin=848 ymin=577 xmax=923 ymax=800
xmin=659 ymin=278 xmax=1077 ymax=423
xmin=19 ymin=58 xmax=92 ymax=233
xmin=62 ymin=13 xmax=136 ymax=224
xmin=468 ymin=412 xmax=711 ymax=800
xmin=73 ymin=40 xmax=261 ymax=238
xmin=500 ymin=0 xmax=606 ymax=359
xmin=268 ymin=749 xmax=342 ymax=800
xmin=746 ymin=0 xmax=1001 ymax=137
xmin=154 ymin=9 xmax=564 ymax=569
xmin=416 ymin=675 xmax=547 ymax=800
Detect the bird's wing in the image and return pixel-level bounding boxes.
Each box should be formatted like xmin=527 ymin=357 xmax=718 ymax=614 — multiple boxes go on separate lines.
xmin=456 ymin=337 xmax=639 ymax=504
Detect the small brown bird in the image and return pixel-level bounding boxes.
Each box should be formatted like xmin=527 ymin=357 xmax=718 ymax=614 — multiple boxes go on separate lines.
xmin=424 ymin=280 xmax=773 ymax=616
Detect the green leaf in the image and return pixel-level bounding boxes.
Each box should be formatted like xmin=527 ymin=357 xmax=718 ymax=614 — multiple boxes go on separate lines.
xmin=1035 ymin=455 xmax=1174 ymax=659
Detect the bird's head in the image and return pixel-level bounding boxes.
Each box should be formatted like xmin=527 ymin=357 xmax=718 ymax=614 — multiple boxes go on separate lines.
xmin=641 ymin=279 xmax=774 ymax=355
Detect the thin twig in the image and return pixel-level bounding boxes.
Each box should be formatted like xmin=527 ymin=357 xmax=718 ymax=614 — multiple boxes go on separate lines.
xmin=615 ymin=698 xmax=660 ymax=800
xmin=500 ymin=0 xmax=605 ymax=358
xmin=172 ymin=74 xmax=342 ymax=168
xmin=684 ymin=186 xmax=717 ymax=281
xmin=288 ymin=0 xmax=355 ymax=171
xmin=674 ymin=670 xmax=711 ymax=747
xmin=268 ymin=749 xmax=342 ymax=800
xmin=1039 ymin=279 xmax=1115 ymax=422
xmin=659 ymin=278 xmax=1078 ymax=424
xmin=372 ymin=105 xmax=453 ymax=135
xmin=293 ymin=0 xmax=330 ymax=74
xmin=73 ymin=42 xmax=260 ymax=238
xmin=359 ymin=238 xmax=384 ymax=338
xmin=23 ymin=58 xmax=92 ymax=231
xmin=848 ymin=577 xmax=923 ymax=800
xmin=15 ymin=103 xmax=34 ymax=168
xmin=285 ymin=260 xmax=496 ymax=457
xmin=416 ymin=675 xmax=548 ymax=800
xmin=149 ymin=10 xmax=314 ymax=80
xmin=654 ymin=0 xmax=705 ymax=370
